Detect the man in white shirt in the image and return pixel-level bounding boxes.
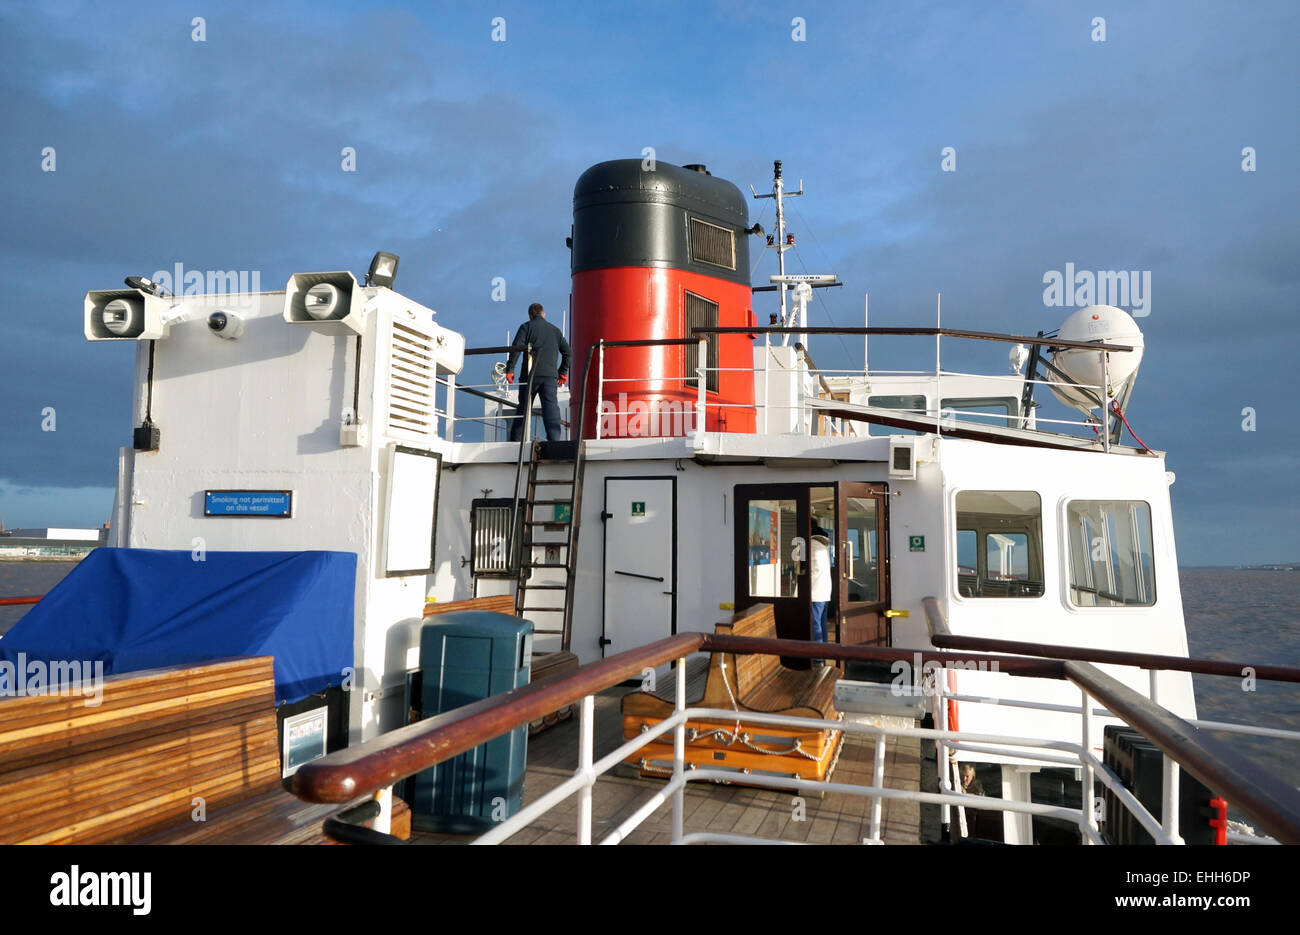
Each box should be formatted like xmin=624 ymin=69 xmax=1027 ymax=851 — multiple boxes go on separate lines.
xmin=809 ymin=521 xmax=833 ymax=661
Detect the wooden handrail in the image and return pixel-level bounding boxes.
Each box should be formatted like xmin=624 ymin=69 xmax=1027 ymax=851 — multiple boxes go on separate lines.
xmin=1065 ymin=660 xmax=1300 ymax=844
xmin=933 ymin=632 xmax=1300 ymax=684
xmin=293 ymin=629 xmax=1063 ymax=805
xmin=293 ymin=632 xmax=705 ymax=803
xmin=704 ymin=633 xmax=1068 ymax=680
xmin=924 ymin=596 xmax=1300 ymax=683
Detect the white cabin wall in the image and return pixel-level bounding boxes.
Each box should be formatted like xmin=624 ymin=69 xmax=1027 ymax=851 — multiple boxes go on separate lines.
xmin=116 ymin=291 xmax=471 ymax=742
xmin=936 ymin=438 xmax=1195 ymax=761
xmin=880 ymin=435 xmax=947 ymax=651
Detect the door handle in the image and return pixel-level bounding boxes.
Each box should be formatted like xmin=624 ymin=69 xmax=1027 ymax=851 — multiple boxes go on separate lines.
xmin=614 ymin=570 xmax=665 ymax=582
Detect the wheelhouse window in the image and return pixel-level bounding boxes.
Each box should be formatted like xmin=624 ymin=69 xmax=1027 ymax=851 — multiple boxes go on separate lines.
xmin=954 ymin=491 xmax=1044 ymax=598
xmin=939 ymin=396 xmax=1019 ymax=429
xmin=867 ymin=394 xmax=928 ymax=436
xmin=1065 ymin=500 xmax=1155 ymax=607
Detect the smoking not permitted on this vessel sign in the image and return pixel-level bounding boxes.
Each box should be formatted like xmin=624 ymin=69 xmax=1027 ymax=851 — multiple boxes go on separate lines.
xmin=204 ymin=490 xmax=294 ymax=517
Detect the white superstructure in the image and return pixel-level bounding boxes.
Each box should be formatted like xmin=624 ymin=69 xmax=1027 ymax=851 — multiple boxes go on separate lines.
xmin=79 ymin=164 xmax=1200 ymax=844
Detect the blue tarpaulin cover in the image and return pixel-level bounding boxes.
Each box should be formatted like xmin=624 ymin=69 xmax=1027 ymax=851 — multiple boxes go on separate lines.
xmin=0 ymin=549 xmax=355 ymax=704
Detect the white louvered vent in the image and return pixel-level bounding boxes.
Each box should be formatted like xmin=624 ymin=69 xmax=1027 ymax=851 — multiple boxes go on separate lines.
xmin=473 ymin=503 xmax=515 ymax=576
xmin=385 ymin=319 xmax=438 ymax=441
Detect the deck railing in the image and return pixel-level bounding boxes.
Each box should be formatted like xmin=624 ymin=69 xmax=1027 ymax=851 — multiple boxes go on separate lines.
xmin=922 ymin=597 xmax=1300 ymax=844
xmin=293 ymin=609 xmax=1300 ymax=846
xmin=449 ymin=326 xmax=1137 ymax=449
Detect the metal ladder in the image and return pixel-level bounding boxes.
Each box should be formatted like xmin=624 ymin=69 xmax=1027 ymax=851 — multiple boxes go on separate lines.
xmin=512 ymin=439 xmax=584 ymax=651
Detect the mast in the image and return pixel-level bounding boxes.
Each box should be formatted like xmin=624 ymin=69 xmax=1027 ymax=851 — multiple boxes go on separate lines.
xmin=750 ymin=160 xmax=804 ymax=346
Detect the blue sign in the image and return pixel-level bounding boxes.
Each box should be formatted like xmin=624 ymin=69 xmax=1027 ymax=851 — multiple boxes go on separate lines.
xmin=204 ymin=490 xmax=294 ymax=517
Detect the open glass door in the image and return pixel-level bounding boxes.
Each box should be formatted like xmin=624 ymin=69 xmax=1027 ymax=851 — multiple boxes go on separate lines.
xmin=836 ymin=482 xmax=890 ymax=648
xmin=733 ymin=484 xmax=810 ymax=668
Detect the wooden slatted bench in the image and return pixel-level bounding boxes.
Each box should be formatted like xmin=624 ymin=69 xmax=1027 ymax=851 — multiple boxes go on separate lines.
xmin=423 ymin=595 xmax=579 ymax=733
xmin=621 ymin=604 xmax=844 ymax=783
xmin=0 ymin=656 xmax=406 ymax=844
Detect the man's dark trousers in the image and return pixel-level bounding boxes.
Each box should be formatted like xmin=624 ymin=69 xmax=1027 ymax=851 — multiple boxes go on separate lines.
xmin=509 ymin=375 xmax=563 ymax=442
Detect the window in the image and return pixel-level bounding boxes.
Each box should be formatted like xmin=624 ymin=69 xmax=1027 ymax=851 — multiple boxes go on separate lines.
xmin=747 ymin=499 xmax=799 ymax=598
xmin=1066 ymin=500 xmax=1155 ymax=607
xmin=689 ymin=217 xmax=736 ymax=270
xmin=868 ymin=394 xmax=928 ymax=436
xmin=683 ymin=291 xmax=719 ymax=393
xmin=956 ymin=529 xmax=978 ymax=596
xmin=471 ymin=498 xmax=522 ymax=577
xmin=844 ymin=496 xmax=880 ymax=603
xmin=954 ymin=491 xmax=1044 ymax=598
xmin=939 ymin=396 xmax=1019 ymax=429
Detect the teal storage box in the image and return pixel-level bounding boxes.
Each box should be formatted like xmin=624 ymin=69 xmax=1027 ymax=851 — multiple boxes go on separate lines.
xmin=409 ymin=610 xmax=532 ymax=833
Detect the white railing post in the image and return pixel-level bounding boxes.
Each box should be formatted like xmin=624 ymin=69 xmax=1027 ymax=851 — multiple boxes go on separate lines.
xmin=1148 ymin=668 xmax=1159 ymax=705
xmin=1101 ymin=350 xmax=1111 ymax=453
xmin=1162 ymin=755 xmax=1183 ymax=845
xmin=445 ymin=372 xmax=457 ymax=440
xmin=1081 ymin=688 xmax=1097 ymax=844
xmin=696 ymin=339 xmax=707 ymax=438
xmin=867 ymin=734 xmax=886 ymax=844
xmin=762 ymin=346 xmax=770 ymax=434
xmin=596 ymin=342 xmax=605 ymax=440
xmin=672 ymin=656 xmax=687 ymax=842
xmin=577 ymin=693 xmax=595 ymax=844
xmin=935 ymin=673 xmax=951 ymax=830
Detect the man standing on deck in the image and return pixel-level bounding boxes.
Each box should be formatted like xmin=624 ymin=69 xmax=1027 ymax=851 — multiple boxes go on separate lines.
xmin=505 ymin=302 xmax=571 ymax=442
xmin=809 ymin=520 xmax=833 ymax=665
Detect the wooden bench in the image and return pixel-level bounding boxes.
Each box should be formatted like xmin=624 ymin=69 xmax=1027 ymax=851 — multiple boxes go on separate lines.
xmin=423 ymin=595 xmax=579 ymax=734
xmin=0 ymin=656 xmax=407 ymax=844
xmin=620 ymin=604 xmax=844 ymax=784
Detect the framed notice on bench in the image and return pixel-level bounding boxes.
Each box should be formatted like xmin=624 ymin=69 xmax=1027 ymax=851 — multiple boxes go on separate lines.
xmin=283 ymin=707 xmax=329 ymax=778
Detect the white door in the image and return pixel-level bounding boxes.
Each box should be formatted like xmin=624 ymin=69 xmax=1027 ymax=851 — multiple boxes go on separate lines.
xmin=602 ymin=478 xmax=675 ymax=656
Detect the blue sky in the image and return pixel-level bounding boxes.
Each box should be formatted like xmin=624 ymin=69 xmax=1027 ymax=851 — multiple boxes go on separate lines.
xmin=0 ymin=0 xmax=1296 ymax=564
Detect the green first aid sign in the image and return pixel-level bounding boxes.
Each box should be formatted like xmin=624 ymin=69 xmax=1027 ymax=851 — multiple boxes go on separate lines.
xmin=909 ymin=535 xmax=925 ymax=552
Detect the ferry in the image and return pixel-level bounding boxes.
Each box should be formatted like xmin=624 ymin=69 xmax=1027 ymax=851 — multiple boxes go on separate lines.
xmin=2 ymin=157 xmax=1297 ymax=848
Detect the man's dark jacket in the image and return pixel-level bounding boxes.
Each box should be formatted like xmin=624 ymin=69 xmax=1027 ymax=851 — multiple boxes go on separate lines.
xmin=506 ymin=318 xmax=571 ymax=380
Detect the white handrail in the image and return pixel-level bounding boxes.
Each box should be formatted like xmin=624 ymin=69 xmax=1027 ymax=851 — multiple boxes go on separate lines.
xmin=468 ymin=650 xmax=1196 ymax=846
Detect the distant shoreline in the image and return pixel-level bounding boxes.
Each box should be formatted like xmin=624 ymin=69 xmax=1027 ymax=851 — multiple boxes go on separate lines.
xmin=0 ymin=556 xmax=86 ymax=563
